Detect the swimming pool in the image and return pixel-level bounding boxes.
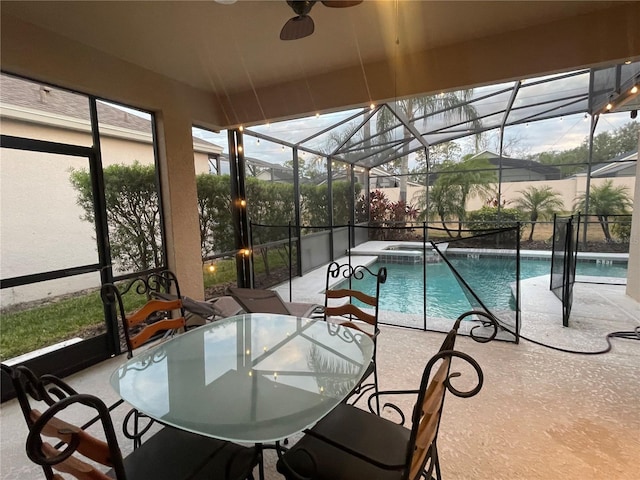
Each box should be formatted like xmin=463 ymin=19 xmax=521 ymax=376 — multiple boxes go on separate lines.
xmin=339 ymin=256 xmax=628 ymax=319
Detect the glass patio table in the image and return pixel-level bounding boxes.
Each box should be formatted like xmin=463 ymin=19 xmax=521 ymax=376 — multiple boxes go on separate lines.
xmin=110 ymin=313 xmax=374 ymax=444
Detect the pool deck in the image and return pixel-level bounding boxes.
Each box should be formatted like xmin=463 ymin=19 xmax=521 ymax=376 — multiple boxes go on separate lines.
xmin=346 ymin=240 xmax=629 ymax=262
xmin=2 ymin=243 xmax=638 ymax=480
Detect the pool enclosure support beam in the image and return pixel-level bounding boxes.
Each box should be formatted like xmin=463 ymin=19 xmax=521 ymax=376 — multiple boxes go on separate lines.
xmin=350 ymin=165 xmax=356 ymax=248
xmin=88 ymin=98 xmax=120 ymax=355
xmin=327 ymin=155 xmax=334 ymax=260
xmin=582 ymin=114 xmax=598 ymax=246
xmin=228 ymin=129 xmax=252 ymax=288
xmin=423 ymin=148 xmax=430 ymax=240
xmin=293 ymin=147 xmax=302 ymax=278
xmin=498 ymin=81 xmax=522 ymax=219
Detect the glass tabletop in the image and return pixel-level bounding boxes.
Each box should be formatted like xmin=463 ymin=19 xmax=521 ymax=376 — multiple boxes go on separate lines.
xmin=110 ymin=313 xmax=374 ymax=443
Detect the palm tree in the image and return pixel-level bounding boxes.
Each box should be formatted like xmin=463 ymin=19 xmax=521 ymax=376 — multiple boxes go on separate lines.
xmin=376 ymin=91 xmax=482 ymax=203
xmin=513 ymin=186 xmax=564 ymax=241
xmin=423 ymin=157 xmax=496 ymax=237
xmin=574 ymin=180 xmax=632 ymax=242
xmin=422 ymin=181 xmax=458 ymax=236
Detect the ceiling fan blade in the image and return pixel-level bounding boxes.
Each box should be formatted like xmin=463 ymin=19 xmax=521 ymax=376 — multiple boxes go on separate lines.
xmin=321 ymin=1 xmax=363 ymax=7
xmin=280 ymin=15 xmax=315 ymax=40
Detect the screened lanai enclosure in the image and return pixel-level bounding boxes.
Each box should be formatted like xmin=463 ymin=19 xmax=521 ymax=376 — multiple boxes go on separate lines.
xmin=1 ymin=61 xmax=638 ymax=395
xmin=190 ymin=62 xmax=638 ymax=341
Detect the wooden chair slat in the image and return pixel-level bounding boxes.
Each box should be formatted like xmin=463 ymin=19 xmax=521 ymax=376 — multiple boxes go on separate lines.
xmin=31 ymin=410 xmax=113 ymax=466
xmin=129 ymin=317 xmax=186 ymax=349
xmin=325 ymin=303 xmax=376 ymax=326
xmin=126 ymin=298 xmax=183 ymax=327
xmin=42 ymin=442 xmax=112 ymax=480
xmin=326 ymin=288 xmax=377 ymax=307
xmin=420 ymin=360 xmax=450 ymax=415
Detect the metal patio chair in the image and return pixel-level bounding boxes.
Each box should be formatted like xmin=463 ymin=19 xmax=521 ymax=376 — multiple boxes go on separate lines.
xmin=1 ymin=364 xmax=258 ymax=480
xmin=323 ymin=261 xmax=387 ymax=414
xmin=100 ymin=270 xmax=189 ymax=448
xmin=276 ymin=311 xmax=498 ymax=480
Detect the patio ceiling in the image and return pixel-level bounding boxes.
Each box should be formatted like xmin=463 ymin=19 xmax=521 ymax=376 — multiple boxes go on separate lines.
xmin=2 ymin=1 xmax=639 ymax=134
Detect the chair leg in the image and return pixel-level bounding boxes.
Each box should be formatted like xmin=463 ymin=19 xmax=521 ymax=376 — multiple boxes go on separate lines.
xmin=133 ymin=411 xmax=141 ymax=449
xmin=372 ymin=362 xmax=380 ymax=416
xmin=432 ymin=443 xmax=442 ymax=480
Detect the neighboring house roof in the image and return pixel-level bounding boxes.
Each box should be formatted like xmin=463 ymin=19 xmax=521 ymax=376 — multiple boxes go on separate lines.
xmin=591 ymin=151 xmax=638 ymax=177
xmin=220 ymin=154 xmax=299 ymax=182
xmin=0 ymin=73 xmax=222 ymax=154
xmin=472 ymin=150 xmax=562 ymax=179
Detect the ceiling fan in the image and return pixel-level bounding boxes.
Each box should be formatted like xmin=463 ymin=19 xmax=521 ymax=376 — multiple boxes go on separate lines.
xmin=280 ymin=1 xmax=363 ymax=41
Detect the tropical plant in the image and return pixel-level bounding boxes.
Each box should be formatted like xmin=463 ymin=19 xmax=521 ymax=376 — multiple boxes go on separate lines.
xmin=466 ymin=206 xmax=523 ymax=229
xmin=369 ymin=189 xmax=390 ymax=225
xmin=376 ymin=91 xmax=482 ymax=202
xmin=611 ymin=216 xmax=632 ymax=242
xmin=513 ymin=186 xmax=565 ymax=241
xmin=420 ymin=182 xmax=457 ymax=236
xmin=574 ymin=180 xmax=632 ymax=242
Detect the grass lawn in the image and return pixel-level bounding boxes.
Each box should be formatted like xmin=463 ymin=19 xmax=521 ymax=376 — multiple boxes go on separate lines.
xmin=1 ymin=250 xmax=292 ymax=362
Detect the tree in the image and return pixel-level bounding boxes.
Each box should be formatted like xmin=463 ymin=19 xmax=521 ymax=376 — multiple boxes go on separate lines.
xmin=422 ymin=157 xmax=496 ymax=237
xmin=574 ymin=180 xmax=632 ymax=242
xmin=411 ymin=141 xmax=461 ymax=178
xmin=245 ymin=177 xmax=296 ymax=276
xmin=283 ymin=154 xmax=327 ymax=183
xmin=376 ymin=92 xmax=482 ymax=203
xmin=197 ymin=174 xmax=234 ymax=258
xmin=70 ymin=162 xmax=163 ymax=272
xmin=421 ymin=181 xmax=458 ymax=237
xmin=536 ymin=121 xmax=639 ymax=176
xmin=512 ymin=186 xmax=564 ymax=241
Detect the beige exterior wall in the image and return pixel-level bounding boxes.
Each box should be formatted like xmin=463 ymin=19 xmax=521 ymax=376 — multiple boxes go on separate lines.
xmin=0 ymin=113 xmax=217 ymax=306
xmin=378 ymin=177 xmax=637 ymax=215
xmin=1 ymin=16 xmax=225 ymax=302
xmin=626 ymin=135 xmax=640 ymax=301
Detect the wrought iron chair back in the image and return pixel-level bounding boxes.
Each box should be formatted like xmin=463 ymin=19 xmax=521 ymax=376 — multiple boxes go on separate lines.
xmin=1 ymin=364 xmax=260 ymax=480
xmin=1 ymin=364 xmax=127 ymax=480
xmin=100 ymin=270 xmax=186 ymax=449
xmin=101 ymin=270 xmax=186 ymax=359
xmin=323 ymin=262 xmax=387 ymax=413
xmin=275 ymin=310 xmax=497 ymax=480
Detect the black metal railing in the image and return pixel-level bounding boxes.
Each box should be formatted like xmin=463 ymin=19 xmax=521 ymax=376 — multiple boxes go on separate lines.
xmin=551 ymin=214 xmax=580 ymax=327
xmin=249 ymin=221 xmax=521 ymax=343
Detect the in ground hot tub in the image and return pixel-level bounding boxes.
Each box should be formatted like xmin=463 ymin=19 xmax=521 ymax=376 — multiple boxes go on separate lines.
xmin=380 ymin=243 xmax=446 ymax=264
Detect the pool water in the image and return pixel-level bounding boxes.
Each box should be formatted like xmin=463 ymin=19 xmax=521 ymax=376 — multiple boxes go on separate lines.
xmin=340 ymin=256 xmax=627 ymax=319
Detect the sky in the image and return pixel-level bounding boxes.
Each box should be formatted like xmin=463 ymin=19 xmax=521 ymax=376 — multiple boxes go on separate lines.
xmin=194 ymin=110 xmax=636 ymax=169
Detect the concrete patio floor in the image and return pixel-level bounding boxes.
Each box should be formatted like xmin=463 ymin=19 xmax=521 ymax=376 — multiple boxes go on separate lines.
xmin=1 ymin=275 xmax=639 ymax=479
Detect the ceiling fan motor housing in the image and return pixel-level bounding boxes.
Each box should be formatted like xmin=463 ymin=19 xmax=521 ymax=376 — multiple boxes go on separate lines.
xmin=287 ymin=1 xmax=316 ymax=17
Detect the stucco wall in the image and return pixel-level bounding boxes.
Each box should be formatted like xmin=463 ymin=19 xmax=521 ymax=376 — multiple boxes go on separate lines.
xmin=625 ymin=135 xmax=640 ymax=301
xmin=0 ymin=116 xmax=213 ymax=306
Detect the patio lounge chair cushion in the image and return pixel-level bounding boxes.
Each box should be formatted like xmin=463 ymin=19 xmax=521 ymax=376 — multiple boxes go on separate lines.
xmin=153 ymin=292 xmax=244 ymax=326
xmin=227 ymin=287 xmax=322 ymax=318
